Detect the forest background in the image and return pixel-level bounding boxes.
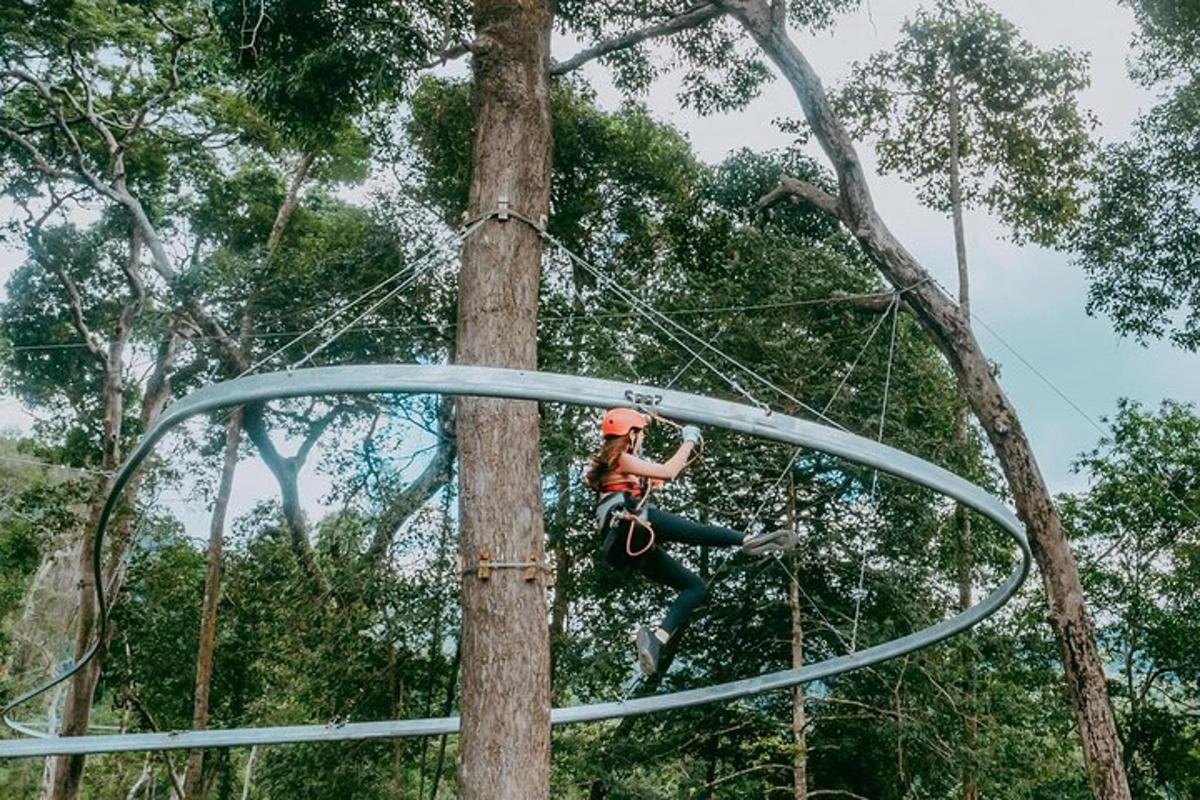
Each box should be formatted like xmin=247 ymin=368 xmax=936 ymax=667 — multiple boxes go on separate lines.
xmin=0 ymin=1 xmax=1198 ymax=799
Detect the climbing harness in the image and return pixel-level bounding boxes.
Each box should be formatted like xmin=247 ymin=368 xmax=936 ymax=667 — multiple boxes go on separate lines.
xmin=593 ymin=407 xmax=705 ymax=563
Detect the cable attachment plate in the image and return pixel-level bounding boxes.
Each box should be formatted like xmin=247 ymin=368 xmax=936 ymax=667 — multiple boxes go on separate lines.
xmin=460 ymin=550 xmax=550 ymax=582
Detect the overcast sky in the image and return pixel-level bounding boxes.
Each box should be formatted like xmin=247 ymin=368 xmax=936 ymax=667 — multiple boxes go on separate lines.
xmin=1 ymin=1 xmax=1192 ymax=537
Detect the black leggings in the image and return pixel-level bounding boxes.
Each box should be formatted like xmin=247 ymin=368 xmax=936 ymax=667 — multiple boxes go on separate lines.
xmin=616 ymin=507 xmax=743 ymax=635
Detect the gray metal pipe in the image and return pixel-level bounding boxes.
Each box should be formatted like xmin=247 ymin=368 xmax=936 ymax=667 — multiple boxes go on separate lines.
xmin=0 ymin=365 xmax=1030 ymax=757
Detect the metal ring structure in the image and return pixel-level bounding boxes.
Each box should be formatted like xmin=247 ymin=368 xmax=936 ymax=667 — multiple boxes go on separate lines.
xmin=0 ymin=364 xmax=1031 ymax=757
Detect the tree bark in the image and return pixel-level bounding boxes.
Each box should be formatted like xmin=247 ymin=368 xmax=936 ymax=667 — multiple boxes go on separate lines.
xmin=181 ymin=409 xmax=242 ymax=800
xmin=455 ymin=1 xmax=554 ymax=796
xmin=789 ymin=560 xmax=809 ymax=800
xmin=948 ymin=67 xmax=978 ymax=800
xmin=721 ymin=2 xmax=1130 ymax=797
xmin=46 ymin=228 xmax=174 ymax=800
xmin=266 ymin=151 xmax=316 ymax=254
xmin=787 ymin=477 xmax=808 ymax=800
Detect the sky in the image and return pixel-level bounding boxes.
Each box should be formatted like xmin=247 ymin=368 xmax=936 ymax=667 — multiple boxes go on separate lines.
xmin=1 ymin=0 xmax=1194 ymax=538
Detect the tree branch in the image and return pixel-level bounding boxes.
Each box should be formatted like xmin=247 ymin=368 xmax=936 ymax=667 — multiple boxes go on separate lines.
xmin=266 ymin=150 xmax=316 ymax=253
xmin=363 ymin=399 xmax=456 ymax=564
xmin=54 ymin=268 xmax=106 ymax=364
xmin=294 ymin=405 xmax=344 ymax=469
xmin=123 ymin=22 xmax=193 ymax=148
xmin=551 ymin=2 xmax=725 ymax=75
xmin=758 ymin=174 xmax=844 ymax=221
xmin=417 ymin=40 xmax=473 ymax=70
xmin=140 ymin=317 xmax=186 ymax=429
xmin=241 ymin=403 xmax=337 ymax=604
xmin=830 ymin=289 xmax=914 ymax=317
xmin=0 ymin=123 xmax=76 ymax=181
xmin=110 ymin=226 xmax=146 ymax=372
xmin=121 ymin=691 xmax=186 ymax=799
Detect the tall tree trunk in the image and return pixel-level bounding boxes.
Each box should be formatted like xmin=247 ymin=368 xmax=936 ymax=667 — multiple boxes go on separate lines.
xmin=181 ymin=409 xmax=243 ymax=800
xmin=947 ymin=71 xmax=970 ymax=322
xmin=455 ymin=1 xmax=554 ymax=797
xmin=723 ymin=2 xmax=1131 ymax=797
xmin=240 ymin=747 xmax=257 ymax=800
xmin=46 ymin=481 xmax=117 ymax=800
xmin=789 ymin=565 xmax=808 ymax=800
xmin=787 ymin=477 xmax=807 ymax=800
xmin=948 ymin=69 xmax=978 ymax=800
xmin=954 ymin=408 xmax=978 ymax=800
xmin=389 ymin=645 xmax=406 ymax=799
xmin=266 ymin=151 xmax=316 ymax=254
xmin=46 ymin=227 xmax=164 ymax=800
xmin=430 ymin=638 xmax=463 ymax=800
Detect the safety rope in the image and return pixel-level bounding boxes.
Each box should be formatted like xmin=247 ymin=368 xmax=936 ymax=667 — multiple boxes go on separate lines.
xmin=288 ymin=224 xmax=470 ymax=370
xmin=530 ymin=220 xmax=846 ymax=424
xmin=236 ymin=221 xmax=481 ymax=379
xmin=849 ymin=293 xmax=901 ymax=651
xmin=742 ymin=295 xmax=899 ymax=536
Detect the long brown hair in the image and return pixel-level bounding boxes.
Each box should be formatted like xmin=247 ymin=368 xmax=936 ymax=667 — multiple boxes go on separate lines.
xmin=585 ymin=433 xmax=634 ymax=491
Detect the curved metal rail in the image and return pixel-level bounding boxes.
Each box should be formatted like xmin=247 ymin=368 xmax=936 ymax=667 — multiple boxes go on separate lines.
xmin=0 ymin=365 xmax=1031 ymax=757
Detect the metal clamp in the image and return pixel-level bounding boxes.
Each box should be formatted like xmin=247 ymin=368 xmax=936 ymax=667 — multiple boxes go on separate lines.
xmin=460 ymin=550 xmax=549 ymax=582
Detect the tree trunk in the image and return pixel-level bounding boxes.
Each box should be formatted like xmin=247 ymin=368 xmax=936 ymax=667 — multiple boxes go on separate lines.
xmin=45 ymin=484 xmax=115 ymax=800
xmin=947 ymin=71 xmax=970 ymax=322
xmin=455 ymin=1 xmax=554 ymax=795
xmin=787 ymin=474 xmax=808 ymax=800
xmin=789 ymin=567 xmax=808 ymax=800
xmin=430 ymin=638 xmax=462 ymax=800
xmin=46 ymin=228 xmax=164 ymax=800
xmin=266 ymin=151 xmax=316 ymax=254
xmin=239 ymin=407 xmax=335 ymax=601
xmin=723 ymin=2 xmax=1131 ymax=797
xmin=182 ymin=409 xmax=243 ymax=800
xmin=948 ymin=68 xmax=979 ymax=800
xmin=389 ymin=645 xmax=406 ymax=799
xmin=240 ymin=747 xmax=257 ymax=800
xmin=954 ymin=409 xmax=978 ymax=800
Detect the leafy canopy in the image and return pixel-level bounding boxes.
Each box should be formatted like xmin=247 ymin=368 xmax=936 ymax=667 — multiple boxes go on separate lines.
xmin=836 ymin=0 xmax=1095 ymax=246
xmin=1075 ymin=0 xmax=1200 ymax=350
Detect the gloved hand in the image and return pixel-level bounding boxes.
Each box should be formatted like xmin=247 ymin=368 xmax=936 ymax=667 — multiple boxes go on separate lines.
xmin=680 ymin=425 xmax=703 ymax=445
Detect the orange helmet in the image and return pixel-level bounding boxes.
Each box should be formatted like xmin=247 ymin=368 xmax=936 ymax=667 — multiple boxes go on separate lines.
xmin=601 ymin=408 xmax=649 ymax=437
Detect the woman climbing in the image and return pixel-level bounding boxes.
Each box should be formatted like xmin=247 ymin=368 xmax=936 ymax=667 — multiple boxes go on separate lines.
xmin=586 ymin=407 xmax=797 ymax=676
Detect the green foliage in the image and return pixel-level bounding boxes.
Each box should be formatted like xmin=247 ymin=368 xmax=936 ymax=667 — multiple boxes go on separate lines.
xmin=836 ymin=0 xmax=1095 ymax=246
xmin=1073 ymin=2 xmax=1200 ymax=350
xmin=1062 ymin=399 xmax=1200 ymax=798
xmin=1076 ymin=3 xmax=1200 ymax=350
xmin=207 ymin=0 xmax=460 ymax=141
xmin=558 ymin=1 xmax=861 ymax=114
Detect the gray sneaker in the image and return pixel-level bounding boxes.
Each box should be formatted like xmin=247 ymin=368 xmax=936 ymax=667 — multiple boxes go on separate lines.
xmin=742 ymin=528 xmax=800 ymax=557
xmin=635 ymin=626 xmax=662 ymax=676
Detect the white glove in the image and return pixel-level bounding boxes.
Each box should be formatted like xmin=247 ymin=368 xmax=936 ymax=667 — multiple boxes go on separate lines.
xmin=680 ymin=425 xmax=703 ymax=445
